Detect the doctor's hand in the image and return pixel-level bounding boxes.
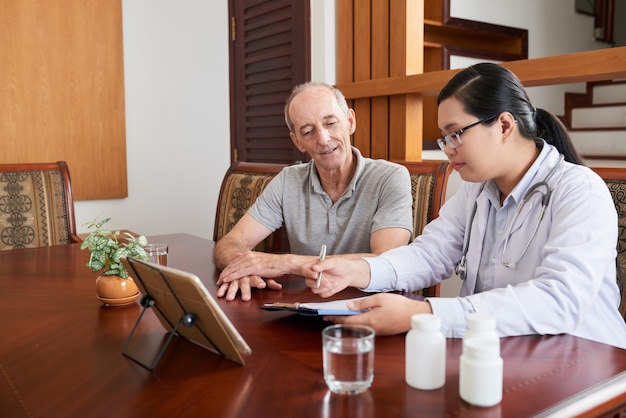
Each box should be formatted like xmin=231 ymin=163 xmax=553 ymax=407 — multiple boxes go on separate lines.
xmin=305 ymin=257 xmax=371 ymax=298
xmin=324 ymin=293 xmax=433 ymax=336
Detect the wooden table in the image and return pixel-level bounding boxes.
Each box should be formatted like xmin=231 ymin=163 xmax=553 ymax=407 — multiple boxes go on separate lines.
xmin=1 ymin=233 xmax=625 ymax=417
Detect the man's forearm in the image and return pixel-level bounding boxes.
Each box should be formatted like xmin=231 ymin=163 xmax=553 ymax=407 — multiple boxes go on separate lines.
xmin=213 ymin=237 xmax=247 ymax=270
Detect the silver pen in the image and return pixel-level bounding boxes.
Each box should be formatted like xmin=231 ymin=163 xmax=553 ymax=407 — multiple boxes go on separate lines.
xmin=316 ymin=244 xmax=327 ymax=289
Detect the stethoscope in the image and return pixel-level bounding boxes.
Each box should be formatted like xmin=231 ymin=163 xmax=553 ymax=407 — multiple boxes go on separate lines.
xmin=455 ymin=154 xmax=564 ymax=281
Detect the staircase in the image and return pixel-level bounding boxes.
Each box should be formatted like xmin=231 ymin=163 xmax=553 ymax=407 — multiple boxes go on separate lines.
xmin=565 ymin=80 xmax=626 ymax=167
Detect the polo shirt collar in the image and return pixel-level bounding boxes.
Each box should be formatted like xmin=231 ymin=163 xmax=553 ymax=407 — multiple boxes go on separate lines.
xmin=310 ymin=146 xmax=364 ymax=199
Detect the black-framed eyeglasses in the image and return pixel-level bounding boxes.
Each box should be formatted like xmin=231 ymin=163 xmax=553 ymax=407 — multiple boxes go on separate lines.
xmin=437 ymin=114 xmax=498 ymax=151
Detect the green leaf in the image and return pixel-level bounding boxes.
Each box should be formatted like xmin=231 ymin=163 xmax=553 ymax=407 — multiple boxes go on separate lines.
xmin=80 ymin=216 xmax=143 ymax=277
xmin=95 ymin=217 xmax=111 ymax=228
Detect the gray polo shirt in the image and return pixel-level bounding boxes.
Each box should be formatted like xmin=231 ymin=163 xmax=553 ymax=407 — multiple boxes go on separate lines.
xmin=247 ymin=147 xmax=413 ymax=255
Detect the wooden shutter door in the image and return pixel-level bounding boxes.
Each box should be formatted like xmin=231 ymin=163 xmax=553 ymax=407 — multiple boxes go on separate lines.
xmin=229 ymin=0 xmax=310 ymax=163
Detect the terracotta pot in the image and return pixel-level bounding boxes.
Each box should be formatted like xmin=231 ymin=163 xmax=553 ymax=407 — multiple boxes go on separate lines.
xmin=96 ymin=275 xmax=140 ymax=307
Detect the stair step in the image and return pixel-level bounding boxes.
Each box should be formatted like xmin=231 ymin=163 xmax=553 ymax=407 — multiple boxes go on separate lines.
xmin=593 ymin=82 xmax=626 ymax=105
xmin=571 ymin=105 xmax=626 ymax=129
xmin=570 ymin=130 xmax=626 ymax=156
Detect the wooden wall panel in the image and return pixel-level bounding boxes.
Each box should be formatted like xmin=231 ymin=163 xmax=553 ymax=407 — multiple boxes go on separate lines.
xmin=424 ymin=0 xmax=443 ymax=21
xmin=352 ymin=0 xmax=372 ymax=156
xmin=336 ymin=0 xmax=354 ymax=83
xmin=423 ymin=47 xmax=445 ymax=142
xmin=0 ymin=0 xmax=127 ymax=200
xmin=371 ymin=0 xmax=390 ymax=159
xmin=336 ymin=0 xmax=426 ymax=161
xmin=389 ymin=0 xmax=424 ymax=161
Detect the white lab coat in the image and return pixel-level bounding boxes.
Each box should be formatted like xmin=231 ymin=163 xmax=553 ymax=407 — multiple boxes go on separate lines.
xmin=366 ymin=143 xmax=626 ymax=349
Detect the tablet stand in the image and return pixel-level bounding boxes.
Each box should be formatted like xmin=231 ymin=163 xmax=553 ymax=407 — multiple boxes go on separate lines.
xmin=122 ymin=295 xmax=197 ymax=371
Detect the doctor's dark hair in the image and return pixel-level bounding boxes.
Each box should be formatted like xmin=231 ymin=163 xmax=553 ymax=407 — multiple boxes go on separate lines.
xmin=437 ymin=63 xmax=583 ymax=165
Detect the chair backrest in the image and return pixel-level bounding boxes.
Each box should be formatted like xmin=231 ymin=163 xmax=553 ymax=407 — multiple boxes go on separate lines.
xmin=397 ymin=161 xmax=453 ymax=240
xmin=214 ymin=161 xmax=288 ymax=253
xmin=396 ymin=160 xmax=453 ymax=297
xmin=590 ymin=166 xmax=626 ymax=320
xmin=0 ymin=161 xmax=79 ymax=250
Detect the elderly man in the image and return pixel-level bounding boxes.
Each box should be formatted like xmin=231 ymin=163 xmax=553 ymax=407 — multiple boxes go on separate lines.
xmin=214 ymin=81 xmax=413 ymax=301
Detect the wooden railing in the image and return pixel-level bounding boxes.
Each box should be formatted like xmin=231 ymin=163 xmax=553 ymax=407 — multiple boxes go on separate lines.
xmin=335 ymin=47 xmax=626 ymax=99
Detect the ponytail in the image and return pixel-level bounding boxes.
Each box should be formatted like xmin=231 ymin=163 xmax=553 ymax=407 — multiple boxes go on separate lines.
xmin=534 ymin=108 xmax=583 ymax=165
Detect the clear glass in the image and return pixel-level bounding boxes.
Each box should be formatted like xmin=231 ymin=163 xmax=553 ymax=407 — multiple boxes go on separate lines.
xmin=144 ymin=244 xmax=168 ymax=266
xmin=322 ymin=324 xmax=375 ymax=395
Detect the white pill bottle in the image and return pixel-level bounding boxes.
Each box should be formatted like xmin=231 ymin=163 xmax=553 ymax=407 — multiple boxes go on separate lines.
xmin=405 ymin=313 xmax=446 ymax=390
xmin=459 ymin=313 xmax=503 ymax=407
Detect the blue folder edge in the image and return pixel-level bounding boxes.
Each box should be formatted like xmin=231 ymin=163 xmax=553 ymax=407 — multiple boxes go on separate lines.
xmin=259 ymin=306 xmax=366 ymax=316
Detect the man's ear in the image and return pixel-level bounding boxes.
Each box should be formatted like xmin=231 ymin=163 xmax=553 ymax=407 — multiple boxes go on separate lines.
xmin=347 ymin=108 xmax=357 ymax=135
xmin=290 ymin=132 xmax=307 ymax=153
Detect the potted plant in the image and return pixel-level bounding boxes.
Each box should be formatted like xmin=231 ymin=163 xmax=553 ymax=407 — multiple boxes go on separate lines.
xmin=81 ymin=217 xmax=149 ymax=306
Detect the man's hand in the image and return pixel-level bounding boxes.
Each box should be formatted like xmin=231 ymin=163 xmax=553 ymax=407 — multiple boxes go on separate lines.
xmin=218 ymin=251 xmax=303 ymax=282
xmin=216 ymin=274 xmax=282 ymax=301
xmin=324 ymin=293 xmax=432 ymax=335
xmin=217 ymin=251 xmax=299 ymax=301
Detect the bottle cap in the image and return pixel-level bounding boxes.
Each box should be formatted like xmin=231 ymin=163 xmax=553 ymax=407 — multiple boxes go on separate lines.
xmin=466 ymin=312 xmax=496 ymax=331
xmin=411 ymin=313 xmax=441 ymax=330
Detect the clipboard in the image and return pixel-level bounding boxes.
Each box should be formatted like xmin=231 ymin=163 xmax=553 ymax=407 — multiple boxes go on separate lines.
xmin=260 ymin=297 xmax=370 ymax=316
xmin=120 ymin=256 xmax=251 ymax=369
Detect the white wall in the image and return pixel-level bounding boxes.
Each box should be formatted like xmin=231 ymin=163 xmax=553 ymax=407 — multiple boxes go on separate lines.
xmin=74 ymin=0 xmax=230 ymax=239
xmin=311 ymin=0 xmax=336 ymax=84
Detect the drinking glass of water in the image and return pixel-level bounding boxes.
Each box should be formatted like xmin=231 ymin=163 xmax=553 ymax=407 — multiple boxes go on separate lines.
xmin=322 ymin=324 xmax=375 ymax=395
xmin=144 ymin=244 xmax=168 ymax=266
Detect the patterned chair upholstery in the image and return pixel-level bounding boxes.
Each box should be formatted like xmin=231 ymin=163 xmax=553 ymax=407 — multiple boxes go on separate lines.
xmin=590 ymin=166 xmax=626 ymax=320
xmin=214 ymin=161 xmax=288 ymax=253
xmin=0 ymin=161 xmax=80 ymax=250
xmin=396 ymin=161 xmax=453 ymax=297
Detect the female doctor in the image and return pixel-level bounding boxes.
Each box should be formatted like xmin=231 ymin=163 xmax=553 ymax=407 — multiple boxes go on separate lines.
xmin=306 ymin=63 xmax=626 ymax=349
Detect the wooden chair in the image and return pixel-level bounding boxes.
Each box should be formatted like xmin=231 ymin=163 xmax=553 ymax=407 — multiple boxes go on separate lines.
xmin=214 ymin=161 xmax=289 ymax=253
xmin=590 ymin=166 xmax=626 ymax=320
xmin=396 ymin=160 xmax=453 ymax=297
xmin=0 ymin=161 xmax=80 ymax=250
